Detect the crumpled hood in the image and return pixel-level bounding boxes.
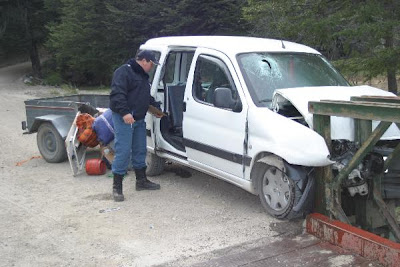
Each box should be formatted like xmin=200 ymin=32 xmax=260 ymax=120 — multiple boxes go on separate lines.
xmin=272 ymin=85 xmax=400 ymax=140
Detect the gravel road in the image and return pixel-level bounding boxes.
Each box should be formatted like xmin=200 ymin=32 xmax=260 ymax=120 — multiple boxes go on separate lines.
xmin=0 ymin=62 xmax=305 ymax=267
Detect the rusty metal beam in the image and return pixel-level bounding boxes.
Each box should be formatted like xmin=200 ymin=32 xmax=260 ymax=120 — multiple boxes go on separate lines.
xmin=307 ymin=213 xmax=400 ymax=267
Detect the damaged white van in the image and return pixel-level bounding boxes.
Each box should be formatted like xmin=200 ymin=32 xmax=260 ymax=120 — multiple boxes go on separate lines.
xmin=141 ymin=36 xmax=399 ymax=219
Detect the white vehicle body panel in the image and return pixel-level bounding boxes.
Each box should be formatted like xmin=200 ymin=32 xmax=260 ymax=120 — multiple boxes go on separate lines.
xmin=247 ymin=107 xmax=332 ymax=167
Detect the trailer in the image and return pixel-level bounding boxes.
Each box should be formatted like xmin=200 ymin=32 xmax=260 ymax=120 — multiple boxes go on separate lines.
xmin=22 ymin=94 xmax=109 ymax=164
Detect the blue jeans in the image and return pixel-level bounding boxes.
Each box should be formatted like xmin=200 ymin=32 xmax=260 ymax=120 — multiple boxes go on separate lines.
xmin=111 ymin=112 xmax=147 ymax=175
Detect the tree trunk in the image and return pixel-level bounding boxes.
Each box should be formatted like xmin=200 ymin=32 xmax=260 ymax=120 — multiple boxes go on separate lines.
xmin=387 ymin=72 xmax=398 ymax=96
xmin=385 ymin=28 xmax=398 ymax=94
xmin=29 ymin=39 xmax=41 ymax=78
xmin=387 ymin=69 xmax=397 ymax=94
xmin=24 ymin=4 xmax=42 ymax=78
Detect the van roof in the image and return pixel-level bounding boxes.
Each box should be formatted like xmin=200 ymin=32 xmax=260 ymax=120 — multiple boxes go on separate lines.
xmin=143 ymin=36 xmax=320 ymax=55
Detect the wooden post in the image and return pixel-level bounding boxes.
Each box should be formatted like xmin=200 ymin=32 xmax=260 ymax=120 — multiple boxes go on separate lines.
xmin=354 ymin=119 xmax=372 ymax=229
xmin=312 ymin=114 xmax=332 ymax=216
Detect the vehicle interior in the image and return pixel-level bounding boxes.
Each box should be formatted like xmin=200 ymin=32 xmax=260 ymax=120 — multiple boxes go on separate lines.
xmin=159 ymin=50 xmax=195 ymax=152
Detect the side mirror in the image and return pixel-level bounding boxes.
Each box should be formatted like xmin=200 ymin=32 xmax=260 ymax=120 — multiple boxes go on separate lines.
xmin=213 ymin=87 xmax=242 ymax=112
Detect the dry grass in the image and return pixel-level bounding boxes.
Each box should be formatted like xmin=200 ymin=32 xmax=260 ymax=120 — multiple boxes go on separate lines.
xmin=347 ymin=75 xmax=400 ymax=92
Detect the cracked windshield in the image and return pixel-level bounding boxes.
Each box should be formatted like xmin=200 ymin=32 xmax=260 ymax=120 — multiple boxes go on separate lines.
xmin=237 ymin=53 xmax=349 ymax=107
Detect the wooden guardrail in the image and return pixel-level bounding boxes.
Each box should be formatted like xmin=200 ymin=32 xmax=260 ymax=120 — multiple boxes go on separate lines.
xmin=309 ymin=96 xmax=400 ymax=241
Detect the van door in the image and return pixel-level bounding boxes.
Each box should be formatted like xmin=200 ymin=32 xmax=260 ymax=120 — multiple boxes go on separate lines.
xmin=155 ymin=49 xmax=195 ymax=156
xmin=183 ymin=48 xmax=249 ymax=178
xmin=143 ymin=48 xmax=163 ymax=151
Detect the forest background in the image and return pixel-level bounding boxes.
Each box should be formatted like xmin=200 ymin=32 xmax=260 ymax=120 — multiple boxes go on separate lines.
xmin=0 ymin=0 xmax=399 ymax=93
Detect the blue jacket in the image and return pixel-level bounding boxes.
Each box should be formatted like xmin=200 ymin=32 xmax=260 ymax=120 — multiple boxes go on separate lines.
xmin=110 ymin=59 xmax=158 ymax=120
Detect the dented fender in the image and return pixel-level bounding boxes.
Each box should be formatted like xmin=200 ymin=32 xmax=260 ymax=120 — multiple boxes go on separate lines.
xmin=248 ymin=108 xmax=333 ymax=167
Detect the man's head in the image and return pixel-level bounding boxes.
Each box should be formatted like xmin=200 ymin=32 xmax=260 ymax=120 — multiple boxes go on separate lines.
xmin=136 ymin=50 xmax=160 ymax=73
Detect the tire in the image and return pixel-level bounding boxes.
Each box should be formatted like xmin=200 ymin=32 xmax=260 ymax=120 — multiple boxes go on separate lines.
xmin=255 ymin=163 xmax=309 ymax=220
xmin=37 ymin=122 xmax=67 ymax=163
xmin=146 ymin=151 xmax=165 ymax=176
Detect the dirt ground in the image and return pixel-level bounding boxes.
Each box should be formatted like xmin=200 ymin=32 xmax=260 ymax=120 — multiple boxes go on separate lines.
xmin=0 ymin=62 xmax=306 ymax=266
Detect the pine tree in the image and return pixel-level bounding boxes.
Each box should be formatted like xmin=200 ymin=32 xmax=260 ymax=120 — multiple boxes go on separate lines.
xmin=160 ymin=0 xmax=248 ymax=35
xmin=0 ymin=0 xmax=51 ymax=77
xmin=243 ymin=0 xmax=400 ymax=93
xmin=46 ymin=0 xmax=248 ymax=85
xmin=46 ymin=0 xmax=109 ymax=84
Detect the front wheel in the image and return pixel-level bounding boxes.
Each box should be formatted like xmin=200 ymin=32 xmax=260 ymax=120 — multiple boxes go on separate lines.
xmin=146 ymin=151 xmax=165 ymax=176
xmin=256 ymin=163 xmax=313 ymax=220
xmin=37 ymin=122 xmax=67 ymax=163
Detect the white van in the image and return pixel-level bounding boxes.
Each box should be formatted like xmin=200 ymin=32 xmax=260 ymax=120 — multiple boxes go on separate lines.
xmin=141 ymin=36 xmax=399 ymax=219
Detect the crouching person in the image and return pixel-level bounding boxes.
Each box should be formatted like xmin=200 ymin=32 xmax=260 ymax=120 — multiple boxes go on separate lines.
xmin=109 ymin=50 xmax=162 ymax=202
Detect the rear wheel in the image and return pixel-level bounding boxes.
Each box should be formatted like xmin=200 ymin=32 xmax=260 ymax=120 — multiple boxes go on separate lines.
xmin=146 ymin=151 xmax=165 ymax=176
xmin=37 ymin=122 xmax=67 ymax=163
xmin=255 ymin=163 xmax=309 ymax=220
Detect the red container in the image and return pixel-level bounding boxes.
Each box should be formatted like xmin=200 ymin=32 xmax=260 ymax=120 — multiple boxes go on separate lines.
xmin=86 ymin=158 xmax=106 ymax=175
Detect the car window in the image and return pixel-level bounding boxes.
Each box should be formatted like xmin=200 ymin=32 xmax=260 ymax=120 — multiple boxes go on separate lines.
xmin=193 ymin=55 xmax=238 ymax=106
xmin=237 ymin=52 xmax=349 ymax=107
xmin=164 ymin=53 xmax=177 ymax=84
xmin=163 ymin=51 xmax=194 ymax=85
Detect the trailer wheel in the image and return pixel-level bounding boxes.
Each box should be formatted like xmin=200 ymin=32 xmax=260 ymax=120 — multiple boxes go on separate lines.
xmin=146 ymin=151 xmax=165 ymax=176
xmin=255 ymin=163 xmax=307 ymax=220
xmin=37 ymin=122 xmax=67 ymax=163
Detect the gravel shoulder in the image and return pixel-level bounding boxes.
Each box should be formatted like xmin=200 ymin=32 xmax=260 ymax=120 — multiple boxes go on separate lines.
xmin=0 ymin=62 xmax=305 ymax=267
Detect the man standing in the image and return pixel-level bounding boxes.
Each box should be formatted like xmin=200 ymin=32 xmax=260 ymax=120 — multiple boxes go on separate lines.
xmin=110 ymin=50 xmax=161 ymax=202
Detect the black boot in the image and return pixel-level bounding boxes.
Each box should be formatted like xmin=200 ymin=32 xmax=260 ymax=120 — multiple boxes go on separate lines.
xmin=135 ymin=167 xmax=160 ymax=191
xmin=113 ymin=173 xmax=124 ymax=202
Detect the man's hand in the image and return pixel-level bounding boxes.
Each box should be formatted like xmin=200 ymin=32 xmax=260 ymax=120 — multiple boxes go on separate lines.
xmin=123 ymin=113 xmax=135 ymax=124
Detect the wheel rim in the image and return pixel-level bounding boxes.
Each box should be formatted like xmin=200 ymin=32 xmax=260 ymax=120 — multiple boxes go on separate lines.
xmin=262 ymin=167 xmax=291 ymax=212
xmin=42 ymin=129 xmax=57 ymax=154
